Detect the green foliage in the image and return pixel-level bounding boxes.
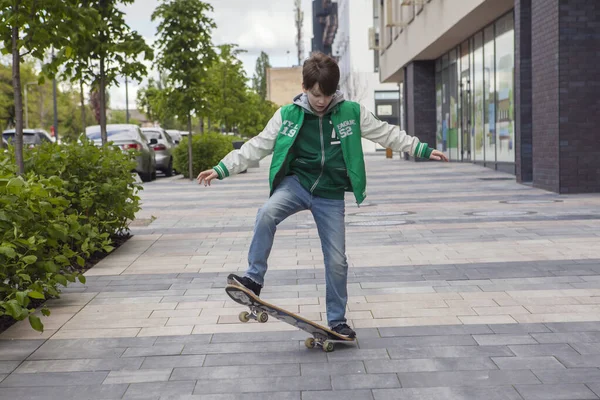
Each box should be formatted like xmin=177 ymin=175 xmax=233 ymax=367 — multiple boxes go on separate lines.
xmin=238 ymin=91 xmax=279 ymax=138
xmin=152 ymin=0 xmax=217 ymax=120
xmin=173 ymin=134 xmax=233 ymax=178
xmin=0 ymin=141 xmax=140 ymax=331
xmin=252 ymin=51 xmax=271 ymax=101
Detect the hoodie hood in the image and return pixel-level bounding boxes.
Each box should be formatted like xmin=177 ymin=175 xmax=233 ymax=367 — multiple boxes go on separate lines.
xmin=292 ymin=90 xmax=345 ymax=115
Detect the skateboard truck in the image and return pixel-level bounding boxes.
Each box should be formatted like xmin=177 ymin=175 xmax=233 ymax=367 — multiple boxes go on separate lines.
xmin=238 ymin=306 xmax=269 ymax=324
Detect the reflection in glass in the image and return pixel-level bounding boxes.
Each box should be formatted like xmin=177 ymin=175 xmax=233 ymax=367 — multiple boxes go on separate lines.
xmin=473 ymin=33 xmax=484 ymax=162
xmin=495 ymin=14 xmax=515 ymax=163
xmin=484 ymin=25 xmax=496 ymax=163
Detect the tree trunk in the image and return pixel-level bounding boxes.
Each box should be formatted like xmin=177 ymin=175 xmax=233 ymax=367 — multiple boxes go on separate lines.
xmin=187 ymin=113 xmax=193 ymax=180
xmin=99 ymin=56 xmax=107 ymax=145
xmin=11 ymin=8 xmax=24 ymax=176
xmin=80 ymin=80 xmax=86 ymax=133
xmin=199 ymin=116 xmax=204 ymax=134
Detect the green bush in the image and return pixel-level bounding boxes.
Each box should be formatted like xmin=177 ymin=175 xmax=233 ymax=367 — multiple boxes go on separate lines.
xmin=173 ymin=134 xmax=234 ymax=178
xmin=0 ymin=142 xmax=141 ymax=332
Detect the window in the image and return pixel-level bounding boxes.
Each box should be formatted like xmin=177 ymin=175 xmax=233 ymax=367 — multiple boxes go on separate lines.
xmin=495 ymin=13 xmax=515 ymax=163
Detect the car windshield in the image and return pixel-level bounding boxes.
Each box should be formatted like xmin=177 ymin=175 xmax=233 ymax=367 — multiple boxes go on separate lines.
xmin=86 ymin=128 xmax=131 ymax=140
xmin=3 ymin=132 xmax=37 ymax=144
xmin=142 ymin=130 xmax=162 ymax=140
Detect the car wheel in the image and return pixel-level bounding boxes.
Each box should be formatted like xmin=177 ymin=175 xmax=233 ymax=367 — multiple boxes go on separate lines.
xmin=164 ymin=159 xmax=174 ymax=177
xmin=151 ymin=169 xmax=157 ymax=181
xmin=139 ymin=171 xmax=153 ymax=182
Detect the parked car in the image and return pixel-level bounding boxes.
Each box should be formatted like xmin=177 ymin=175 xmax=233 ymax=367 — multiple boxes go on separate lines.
xmin=85 ymin=124 xmax=157 ymax=182
xmin=165 ymin=129 xmax=183 ymax=144
xmin=2 ymin=128 xmax=54 ymax=147
xmin=141 ymin=127 xmax=175 ymax=176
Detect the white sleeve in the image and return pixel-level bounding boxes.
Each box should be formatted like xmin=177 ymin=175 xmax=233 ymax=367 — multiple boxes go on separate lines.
xmin=215 ymin=108 xmax=282 ymax=178
xmin=359 ymin=103 xmax=421 ymax=154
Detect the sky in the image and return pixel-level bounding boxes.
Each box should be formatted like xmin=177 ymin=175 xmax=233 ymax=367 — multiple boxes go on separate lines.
xmin=110 ymin=0 xmax=313 ymax=110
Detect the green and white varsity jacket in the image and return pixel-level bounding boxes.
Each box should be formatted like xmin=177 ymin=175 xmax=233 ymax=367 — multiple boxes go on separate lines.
xmin=213 ymin=91 xmax=433 ymax=205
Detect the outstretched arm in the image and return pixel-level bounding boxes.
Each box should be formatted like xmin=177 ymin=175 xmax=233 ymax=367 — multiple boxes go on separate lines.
xmin=359 ymin=104 xmax=447 ymax=161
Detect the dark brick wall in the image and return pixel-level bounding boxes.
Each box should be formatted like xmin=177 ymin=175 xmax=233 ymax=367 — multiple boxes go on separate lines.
xmin=557 ymin=0 xmax=600 ymax=193
xmin=405 ymin=61 xmax=436 ymax=160
xmin=514 ymin=0 xmax=533 ymax=183
xmin=531 ymin=0 xmax=560 ymax=192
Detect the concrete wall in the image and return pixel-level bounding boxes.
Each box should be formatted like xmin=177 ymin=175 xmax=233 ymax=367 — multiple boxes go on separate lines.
xmin=266 ymin=67 xmax=303 ymax=106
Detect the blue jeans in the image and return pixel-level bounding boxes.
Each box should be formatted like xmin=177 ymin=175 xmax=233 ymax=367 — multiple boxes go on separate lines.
xmin=245 ymin=175 xmax=348 ymax=328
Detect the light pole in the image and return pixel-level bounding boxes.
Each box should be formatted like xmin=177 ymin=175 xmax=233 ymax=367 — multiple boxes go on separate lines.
xmin=51 ymin=47 xmax=59 ymax=143
xmin=24 ymin=82 xmax=37 ymax=129
xmin=125 ymin=75 xmax=129 ymax=124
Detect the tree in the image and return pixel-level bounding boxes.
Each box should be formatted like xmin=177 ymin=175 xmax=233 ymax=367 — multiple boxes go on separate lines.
xmin=237 ymin=91 xmax=278 ymax=138
xmin=152 ymin=0 xmax=217 ymax=180
xmin=63 ymin=0 xmax=153 ymax=145
xmin=0 ymin=0 xmax=94 ymax=174
xmin=206 ymin=44 xmax=248 ymax=133
xmin=252 ymin=51 xmax=271 ymax=100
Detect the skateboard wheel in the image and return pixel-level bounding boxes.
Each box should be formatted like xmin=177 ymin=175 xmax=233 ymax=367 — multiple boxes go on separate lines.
xmin=257 ymin=311 xmax=269 ymax=323
xmin=322 ymin=341 xmax=335 ymax=352
xmin=238 ymin=311 xmax=250 ymax=323
xmin=304 ymin=338 xmax=316 ymax=349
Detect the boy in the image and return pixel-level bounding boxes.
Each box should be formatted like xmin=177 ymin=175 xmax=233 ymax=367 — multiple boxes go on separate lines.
xmin=197 ymin=52 xmax=448 ymax=338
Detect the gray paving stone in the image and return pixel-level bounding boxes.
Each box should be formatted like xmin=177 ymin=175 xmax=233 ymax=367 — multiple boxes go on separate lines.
xmin=301 ymin=390 xmax=373 ymax=400
xmin=0 ymin=340 xmax=45 ymax=361
xmin=532 ymin=332 xmax=600 ymax=343
xmin=210 ymin=331 xmax=308 ymax=343
xmin=492 ymin=356 xmax=566 ymax=370
xmin=515 ymin=383 xmax=599 ymax=400
xmin=122 ymin=344 xmax=184 ymax=357
xmin=153 ymin=335 xmax=212 ymax=345
xmin=28 ymin=343 xmax=126 ymax=360
xmin=379 ymin=325 xmax=492 ymax=337
xmin=545 ymin=322 xmax=600 ymax=333
xmin=123 ymin=380 xmax=196 ymax=399
xmin=532 ymin=368 xmax=600 ymax=383
xmin=182 ymin=341 xmax=301 ymax=354
xmin=0 ymin=371 xmax=109 ymax=387
xmin=508 ymin=344 xmax=580 ymax=358
xmin=387 ymin=345 xmax=513 ymax=359
xmin=192 ymin=375 xmax=331 ymax=394
xmin=359 ymin=335 xmax=477 ymax=349
xmin=326 ymin=349 xmax=390 ymax=362
xmin=398 ymin=369 xmax=541 ymax=387
xmin=0 ymin=384 xmax=128 ymax=400
xmin=141 ymin=355 xmax=206 ymax=369
xmin=169 ymin=392 xmax=300 ymax=400
xmin=0 ymin=375 xmax=5 ymax=384
xmin=489 ymin=323 xmax=551 ymax=334
xmin=589 ymin=383 xmax=600 ymax=398
xmin=170 ymin=364 xmax=299 ymax=380
xmin=556 ymin=354 xmax=600 ymax=368
xmin=0 ymin=362 xmax=19 ymax=374
xmin=571 ymin=342 xmax=600 ymax=355
xmin=203 ymin=351 xmax=326 ymax=366
xmin=365 ymin=357 xmax=497 ymax=373
xmin=332 ymin=374 xmax=400 ymax=390
xmin=473 ymin=334 xmax=537 ymax=346
xmin=300 ymin=361 xmax=366 ymax=376
xmin=373 ymin=386 xmax=524 ymax=400
xmin=15 ymin=357 xmax=144 ymax=373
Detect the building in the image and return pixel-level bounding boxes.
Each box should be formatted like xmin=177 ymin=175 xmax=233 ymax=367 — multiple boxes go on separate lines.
xmin=311 ymin=0 xmax=338 ymax=56
xmin=374 ymin=0 xmax=600 ymax=194
xmin=265 ymin=66 xmax=303 ymax=106
xmin=333 ymin=0 xmax=401 ymax=152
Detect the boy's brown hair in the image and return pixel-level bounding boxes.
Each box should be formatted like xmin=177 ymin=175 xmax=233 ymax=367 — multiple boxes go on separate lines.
xmin=302 ymin=52 xmax=340 ymax=96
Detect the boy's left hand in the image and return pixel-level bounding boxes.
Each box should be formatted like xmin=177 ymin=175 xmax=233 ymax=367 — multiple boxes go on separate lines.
xmin=429 ymin=150 xmax=449 ymax=162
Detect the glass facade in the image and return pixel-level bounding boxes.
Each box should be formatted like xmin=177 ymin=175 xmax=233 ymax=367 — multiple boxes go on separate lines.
xmin=435 ymin=11 xmax=515 ymax=172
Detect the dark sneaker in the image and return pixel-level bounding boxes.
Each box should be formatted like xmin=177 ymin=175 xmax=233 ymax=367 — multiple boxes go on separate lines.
xmin=332 ymin=323 xmax=356 ymax=339
xmin=227 ymin=274 xmax=262 ymax=297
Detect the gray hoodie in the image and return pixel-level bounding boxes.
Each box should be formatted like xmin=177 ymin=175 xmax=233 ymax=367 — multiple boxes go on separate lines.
xmin=292 ymin=90 xmax=346 ymax=115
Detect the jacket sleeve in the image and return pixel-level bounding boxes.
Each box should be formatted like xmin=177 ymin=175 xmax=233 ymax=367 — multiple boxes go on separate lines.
xmin=213 ymin=108 xmax=283 ymax=179
xmin=358 ymin=104 xmax=433 ymax=159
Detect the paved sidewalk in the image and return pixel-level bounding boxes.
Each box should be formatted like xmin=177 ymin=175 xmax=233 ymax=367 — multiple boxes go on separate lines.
xmin=2 ymin=154 xmax=600 ymax=399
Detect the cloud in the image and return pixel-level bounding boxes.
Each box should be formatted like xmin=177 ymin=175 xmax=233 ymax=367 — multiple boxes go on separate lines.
xmin=111 ymin=0 xmax=313 ymax=110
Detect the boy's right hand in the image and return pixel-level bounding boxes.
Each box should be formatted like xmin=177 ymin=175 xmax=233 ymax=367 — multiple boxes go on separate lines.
xmin=197 ymin=169 xmax=218 ymax=186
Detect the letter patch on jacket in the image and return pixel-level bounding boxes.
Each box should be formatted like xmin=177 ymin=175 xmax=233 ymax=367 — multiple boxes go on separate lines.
xmin=336 ymin=120 xmax=356 ymax=139
xmin=280 ymin=120 xmax=300 ymax=138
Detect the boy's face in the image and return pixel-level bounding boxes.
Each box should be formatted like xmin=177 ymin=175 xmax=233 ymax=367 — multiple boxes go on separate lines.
xmin=303 ymin=84 xmax=334 ymax=114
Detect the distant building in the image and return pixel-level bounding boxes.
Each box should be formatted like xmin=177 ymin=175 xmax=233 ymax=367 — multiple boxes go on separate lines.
xmin=333 ymin=0 xmax=399 ymax=152
xmin=311 ymin=0 xmax=338 ymax=56
xmin=266 ymin=66 xmax=303 ymax=106
xmin=373 ymin=0 xmax=600 ymax=194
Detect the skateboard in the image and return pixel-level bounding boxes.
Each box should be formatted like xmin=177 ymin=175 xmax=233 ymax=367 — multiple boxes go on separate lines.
xmin=225 ymin=283 xmax=356 ymax=352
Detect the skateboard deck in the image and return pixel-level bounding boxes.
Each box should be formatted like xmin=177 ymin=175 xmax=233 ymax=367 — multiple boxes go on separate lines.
xmin=225 ymin=283 xmax=355 ymax=352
